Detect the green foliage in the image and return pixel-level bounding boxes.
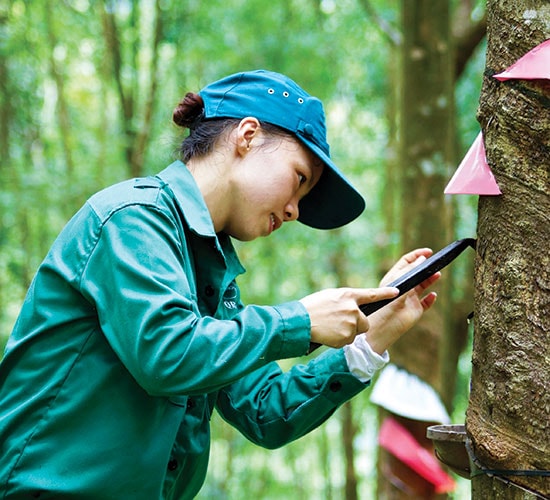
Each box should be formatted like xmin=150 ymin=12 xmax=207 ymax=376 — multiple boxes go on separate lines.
xmin=0 ymin=0 xmax=484 ymax=497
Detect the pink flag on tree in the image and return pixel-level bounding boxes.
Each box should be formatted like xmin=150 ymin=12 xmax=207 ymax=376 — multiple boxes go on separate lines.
xmin=494 ymin=38 xmax=550 ymax=81
xmin=444 ymin=132 xmax=501 ymax=195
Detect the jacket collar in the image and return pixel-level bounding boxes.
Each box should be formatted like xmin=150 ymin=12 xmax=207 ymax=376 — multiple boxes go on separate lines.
xmin=156 ymin=160 xmax=216 ymax=238
xmin=156 ymin=161 xmax=245 ymax=277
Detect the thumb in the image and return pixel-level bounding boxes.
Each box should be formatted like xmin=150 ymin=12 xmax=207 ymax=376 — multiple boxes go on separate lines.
xmin=354 ymin=287 xmax=399 ymax=333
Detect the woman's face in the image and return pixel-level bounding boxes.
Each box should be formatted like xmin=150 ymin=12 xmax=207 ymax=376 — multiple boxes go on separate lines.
xmin=225 ymin=134 xmax=324 ymax=241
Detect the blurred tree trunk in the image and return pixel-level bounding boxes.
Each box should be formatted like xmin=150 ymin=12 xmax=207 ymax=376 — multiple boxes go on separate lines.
xmin=395 ymin=0 xmax=455 ymax=393
xmin=0 ymin=10 xmax=9 ymax=164
xmin=319 ymin=425 xmax=334 ymax=500
xmin=466 ymin=1 xmax=550 ymax=499
xmin=453 ymin=2 xmax=487 ymax=80
xmin=342 ymin=402 xmax=358 ymax=500
xmin=330 ymin=231 xmax=361 ymax=500
xmin=44 ymin=0 xmax=75 ymax=180
xmin=377 ymin=1 xmax=455 ymax=497
xmin=286 ymin=441 xmax=307 ymax=499
xmin=99 ymin=0 xmax=163 ymax=177
xmin=0 ymin=10 xmax=9 ymax=329
xmin=358 ymin=0 xmax=403 ymax=267
xmin=358 ymin=1 xmax=486 ymax=497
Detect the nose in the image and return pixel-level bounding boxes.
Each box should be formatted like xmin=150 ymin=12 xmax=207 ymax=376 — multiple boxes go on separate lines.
xmin=284 ymin=199 xmax=300 ymax=221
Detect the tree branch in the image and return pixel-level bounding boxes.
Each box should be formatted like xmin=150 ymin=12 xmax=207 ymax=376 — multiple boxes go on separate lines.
xmin=356 ymin=0 xmax=402 ymax=46
xmin=453 ymin=5 xmax=487 ymax=79
xmin=100 ymin=2 xmax=132 ymax=123
xmin=131 ymin=0 xmax=163 ymax=177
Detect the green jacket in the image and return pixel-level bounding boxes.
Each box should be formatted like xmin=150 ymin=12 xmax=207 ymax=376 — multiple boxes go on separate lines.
xmin=0 ymin=161 xmax=367 ymax=499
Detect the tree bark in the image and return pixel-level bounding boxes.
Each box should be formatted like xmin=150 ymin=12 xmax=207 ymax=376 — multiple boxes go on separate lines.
xmin=466 ymin=1 xmax=550 ymax=498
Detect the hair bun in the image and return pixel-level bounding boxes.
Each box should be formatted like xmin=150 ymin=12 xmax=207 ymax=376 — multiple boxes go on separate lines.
xmin=173 ymin=93 xmax=205 ymax=128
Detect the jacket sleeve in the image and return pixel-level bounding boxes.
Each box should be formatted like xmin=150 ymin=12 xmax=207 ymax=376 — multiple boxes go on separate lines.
xmin=215 ymin=348 xmax=368 ymax=449
xmin=79 ymin=202 xmax=311 ymax=398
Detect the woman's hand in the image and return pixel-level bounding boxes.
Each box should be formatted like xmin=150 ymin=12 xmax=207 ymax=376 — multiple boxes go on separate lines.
xmin=299 ymin=287 xmax=399 ymax=348
xmin=364 ymin=248 xmax=440 ymax=354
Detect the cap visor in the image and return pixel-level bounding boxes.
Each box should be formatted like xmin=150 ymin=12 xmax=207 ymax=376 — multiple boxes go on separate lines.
xmin=297 ymin=139 xmax=365 ymax=229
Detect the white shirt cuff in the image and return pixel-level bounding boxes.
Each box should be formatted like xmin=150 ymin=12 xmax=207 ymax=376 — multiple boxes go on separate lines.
xmin=343 ymin=335 xmax=390 ymax=383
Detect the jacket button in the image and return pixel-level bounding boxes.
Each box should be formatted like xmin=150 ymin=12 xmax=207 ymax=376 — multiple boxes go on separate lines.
xmin=329 ymin=381 xmax=342 ymax=392
xmin=205 ymin=285 xmax=215 ymax=297
xmin=168 ymin=459 xmax=178 ymax=471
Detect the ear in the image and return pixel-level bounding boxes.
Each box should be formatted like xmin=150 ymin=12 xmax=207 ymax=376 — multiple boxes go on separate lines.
xmin=235 ymin=117 xmax=261 ymax=156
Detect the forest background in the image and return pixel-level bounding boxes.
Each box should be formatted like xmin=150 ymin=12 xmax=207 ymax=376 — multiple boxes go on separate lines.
xmin=0 ymin=0 xmax=488 ymax=498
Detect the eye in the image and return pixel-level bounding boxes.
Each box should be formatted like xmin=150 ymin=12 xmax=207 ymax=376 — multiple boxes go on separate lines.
xmin=298 ymin=173 xmax=307 ymax=186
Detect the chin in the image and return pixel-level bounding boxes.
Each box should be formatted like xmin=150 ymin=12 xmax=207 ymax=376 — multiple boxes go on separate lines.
xmin=228 ymin=231 xmax=259 ymax=242
xmin=225 ymin=222 xmax=266 ymax=242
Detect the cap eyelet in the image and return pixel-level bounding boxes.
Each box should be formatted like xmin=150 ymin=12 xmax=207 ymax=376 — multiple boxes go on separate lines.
xmin=283 ymin=91 xmax=290 ymax=98
xmin=298 ymin=97 xmax=304 ymax=104
xmin=268 ymin=88 xmax=275 ymax=94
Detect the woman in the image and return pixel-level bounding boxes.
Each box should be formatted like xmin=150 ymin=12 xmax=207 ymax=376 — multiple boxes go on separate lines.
xmin=0 ymin=70 xmax=438 ymax=499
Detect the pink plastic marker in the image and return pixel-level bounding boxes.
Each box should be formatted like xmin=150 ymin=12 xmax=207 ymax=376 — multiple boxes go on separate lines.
xmin=444 ymin=132 xmax=501 ymax=195
xmin=494 ymin=38 xmax=550 ymax=81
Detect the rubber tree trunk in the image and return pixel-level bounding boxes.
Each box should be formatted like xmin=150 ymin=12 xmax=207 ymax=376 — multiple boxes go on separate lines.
xmin=466 ymin=1 xmax=550 ymax=498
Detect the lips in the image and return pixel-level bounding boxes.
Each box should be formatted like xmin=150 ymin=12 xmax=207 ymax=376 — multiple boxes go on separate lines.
xmin=270 ymin=214 xmax=282 ymax=232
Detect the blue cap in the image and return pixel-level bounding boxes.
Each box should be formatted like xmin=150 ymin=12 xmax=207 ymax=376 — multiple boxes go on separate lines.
xmin=198 ymin=70 xmax=365 ymax=229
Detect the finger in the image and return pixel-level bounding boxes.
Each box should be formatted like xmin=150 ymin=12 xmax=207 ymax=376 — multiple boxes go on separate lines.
xmin=356 ymin=315 xmax=370 ymax=335
xmin=401 ymin=247 xmax=433 ymax=266
xmin=354 ymin=287 xmax=399 ymax=333
xmin=415 ymin=271 xmax=442 ymax=292
xmin=388 ymin=249 xmax=433 ymax=278
xmin=401 ymin=247 xmax=433 ymax=264
xmin=353 ymin=286 xmax=400 ymax=304
xmin=421 ymin=291 xmax=438 ymax=310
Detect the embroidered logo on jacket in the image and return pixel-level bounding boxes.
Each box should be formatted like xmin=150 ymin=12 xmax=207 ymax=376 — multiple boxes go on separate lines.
xmin=223 ymin=284 xmax=238 ymax=310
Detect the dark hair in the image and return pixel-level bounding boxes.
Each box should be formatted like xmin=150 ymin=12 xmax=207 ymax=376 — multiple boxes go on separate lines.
xmin=173 ymin=92 xmax=294 ymax=162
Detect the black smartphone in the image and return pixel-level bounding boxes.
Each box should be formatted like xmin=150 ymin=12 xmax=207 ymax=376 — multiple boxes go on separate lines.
xmin=359 ymin=238 xmax=476 ymax=316
xmin=307 ymin=238 xmax=476 ymax=354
